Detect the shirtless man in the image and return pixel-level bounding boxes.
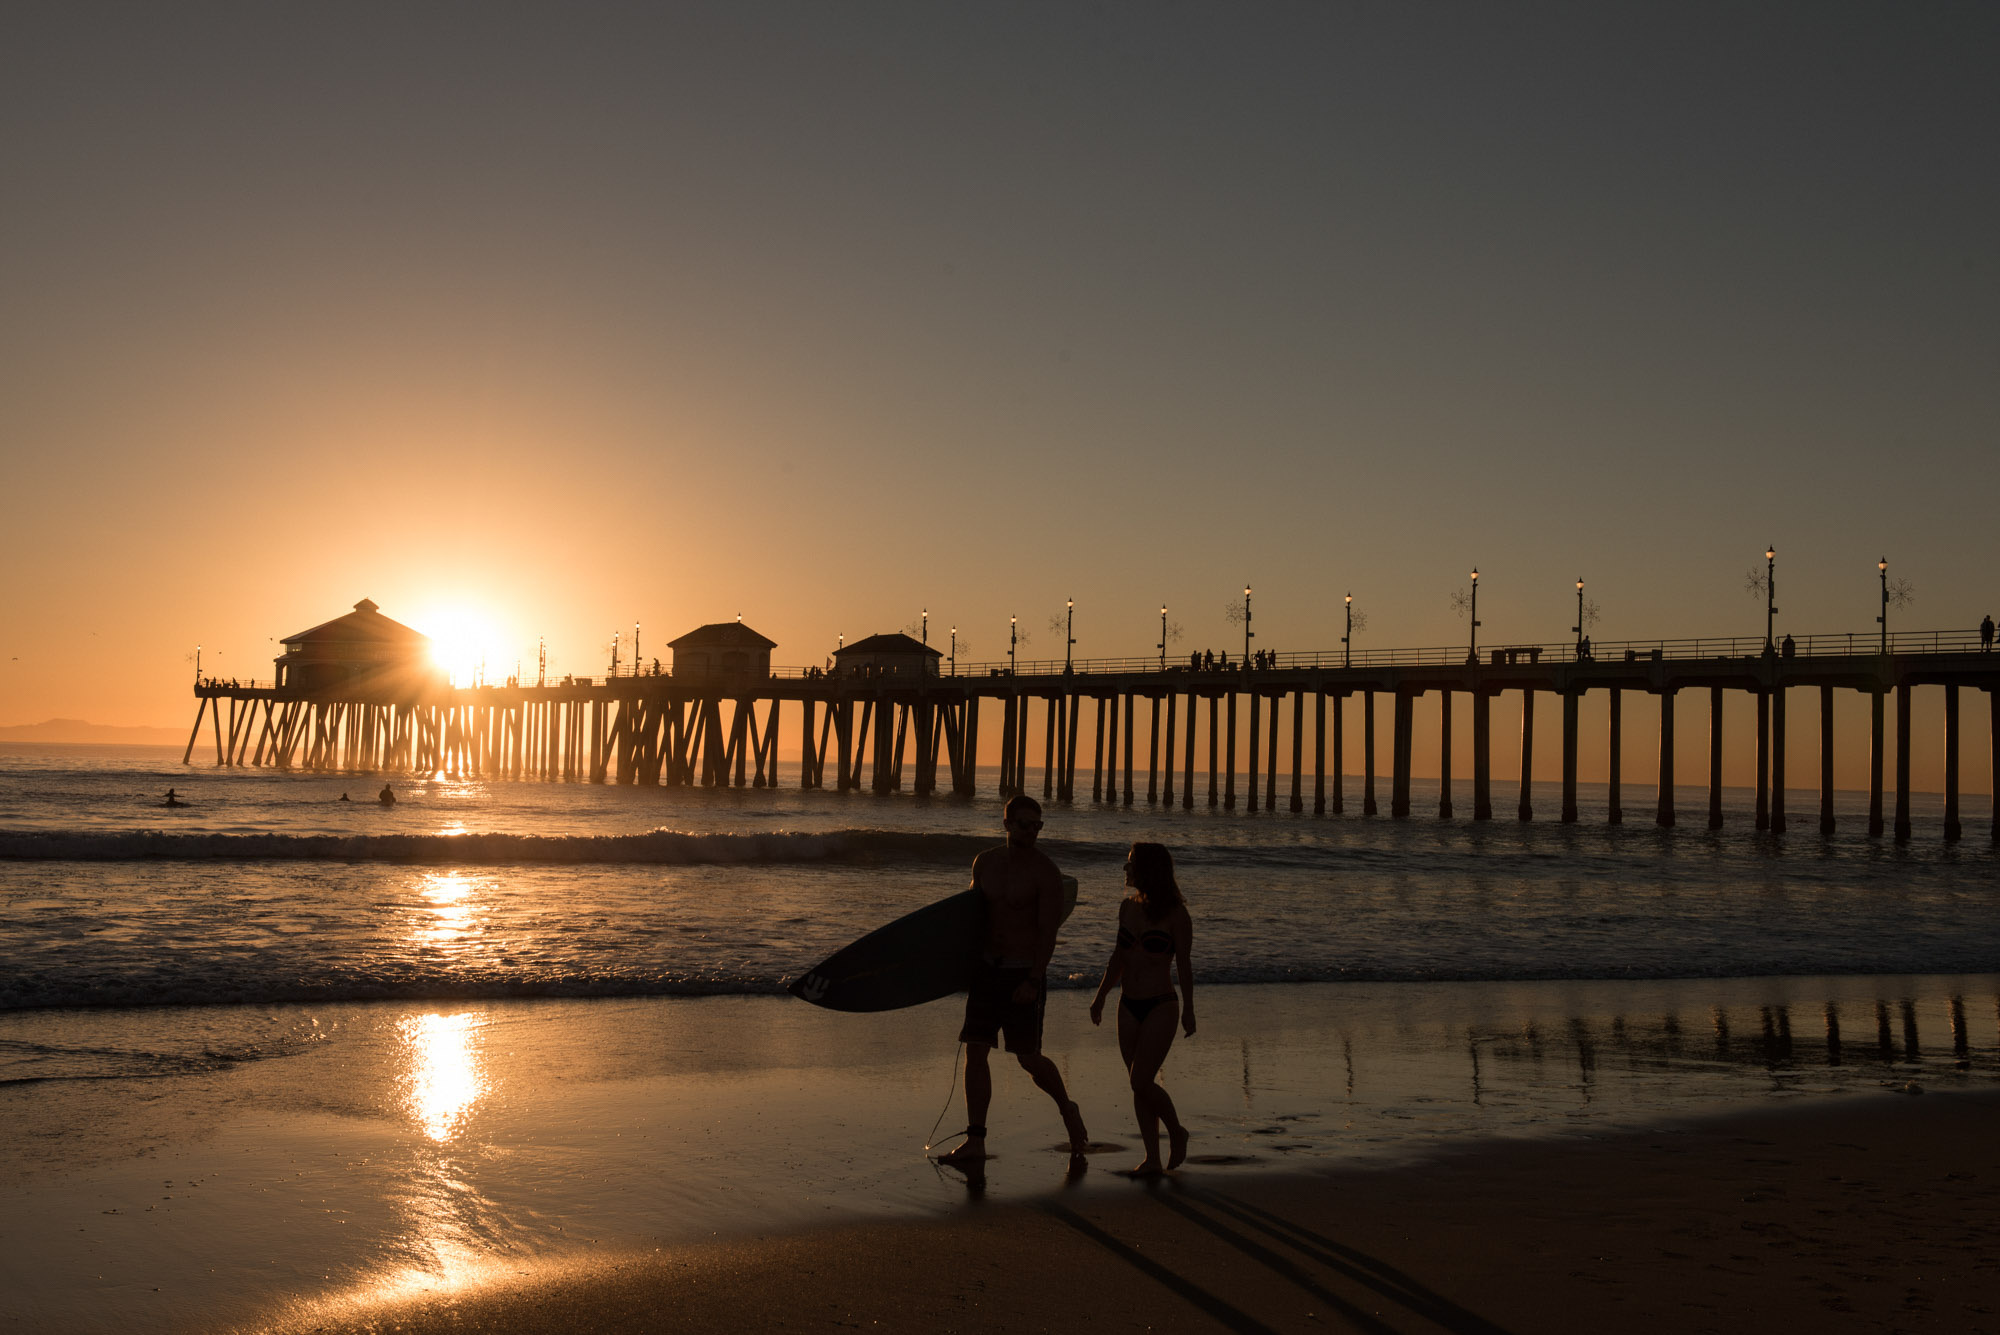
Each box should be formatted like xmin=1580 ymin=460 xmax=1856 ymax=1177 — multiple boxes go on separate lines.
xmin=937 ymin=795 xmax=1088 ymax=1164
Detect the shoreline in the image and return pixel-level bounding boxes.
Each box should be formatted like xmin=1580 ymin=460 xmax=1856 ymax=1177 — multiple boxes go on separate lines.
xmin=267 ymin=1087 xmax=2000 ymax=1334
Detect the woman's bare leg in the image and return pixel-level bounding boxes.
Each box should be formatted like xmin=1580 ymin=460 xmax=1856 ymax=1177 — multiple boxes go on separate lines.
xmin=1124 ymin=998 xmax=1180 ymax=1173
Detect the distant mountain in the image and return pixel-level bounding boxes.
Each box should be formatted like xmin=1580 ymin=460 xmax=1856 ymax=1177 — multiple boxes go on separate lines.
xmin=0 ymin=719 xmax=182 ymax=745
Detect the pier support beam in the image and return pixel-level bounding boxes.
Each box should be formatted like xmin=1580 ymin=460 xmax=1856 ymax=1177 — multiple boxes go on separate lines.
xmin=1818 ymin=687 xmax=1836 ymax=835
xmin=1162 ymin=693 xmax=1176 ymax=807
xmin=1093 ymin=697 xmax=1106 ymax=802
xmin=1517 ymin=689 xmax=1535 ymax=822
xmin=1224 ymin=693 xmax=1236 ymax=809
xmin=1289 ymin=688 xmax=1304 ymax=812
xmin=1944 ymin=684 xmax=1961 ymax=842
xmin=1868 ymin=690 xmax=1885 ymax=837
xmin=1207 ymin=694 xmax=1219 ymax=807
xmin=964 ymin=696 xmax=981 ymax=796
xmin=1438 ymin=690 xmax=1453 ymax=819
xmin=1106 ymin=695 xmax=1120 ymax=804
xmin=1183 ymin=691 xmax=1197 ymax=810
xmin=1755 ymin=687 xmax=1770 ymax=831
xmin=1247 ymin=691 xmax=1262 ymax=813
xmin=1043 ymin=696 xmax=1057 ymax=799
xmin=1123 ymin=693 xmax=1136 ymax=807
xmin=1313 ymin=690 xmax=1327 ymax=815
xmin=1607 ymin=688 xmax=1622 ymax=824
xmin=1266 ymin=693 xmax=1281 ymax=812
xmin=1017 ymin=695 xmax=1033 ymax=801
xmin=1331 ymin=694 xmax=1345 ymax=814
xmin=1147 ymin=694 xmax=1161 ymax=805
xmin=1771 ymin=686 xmax=1787 ymax=834
xmin=1363 ymin=690 xmax=1378 ymax=816
xmin=1560 ymin=689 xmax=1578 ymax=823
xmin=1894 ymin=683 xmax=1912 ymax=842
xmin=1472 ymin=689 xmax=1492 ymax=821
xmin=1707 ymin=687 xmax=1724 ymax=830
xmin=998 ymin=696 xmax=1016 ymax=797
xmin=1390 ymin=690 xmax=1413 ymax=818
xmin=1656 ymin=688 xmax=1676 ymax=827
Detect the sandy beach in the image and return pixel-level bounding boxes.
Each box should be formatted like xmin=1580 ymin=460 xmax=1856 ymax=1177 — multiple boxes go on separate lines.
xmin=6 ymin=976 xmax=1996 ymax=1333
xmin=272 ymin=1087 xmax=2000 ymax=1334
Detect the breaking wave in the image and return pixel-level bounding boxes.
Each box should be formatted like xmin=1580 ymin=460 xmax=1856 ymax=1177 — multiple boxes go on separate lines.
xmin=0 ymin=827 xmax=1011 ymax=866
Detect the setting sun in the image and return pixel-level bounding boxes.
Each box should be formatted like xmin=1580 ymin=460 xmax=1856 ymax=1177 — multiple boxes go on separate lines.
xmin=416 ymin=604 xmax=510 ymax=687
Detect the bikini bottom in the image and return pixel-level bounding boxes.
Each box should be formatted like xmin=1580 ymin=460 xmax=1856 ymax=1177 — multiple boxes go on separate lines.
xmin=1121 ymin=993 xmax=1175 ymax=1025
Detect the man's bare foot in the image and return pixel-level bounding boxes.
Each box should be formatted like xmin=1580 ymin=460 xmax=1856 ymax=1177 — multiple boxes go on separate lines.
xmin=933 ymin=1134 xmax=987 ymax=1167
xmin=1059 ymin=1100 xmax=1089 ymax=1153
xmin=1167 ymin=1124 xmax=1189 ymax=1169
xmin=1129 ymin=1158 xmax=1166 ymax=1177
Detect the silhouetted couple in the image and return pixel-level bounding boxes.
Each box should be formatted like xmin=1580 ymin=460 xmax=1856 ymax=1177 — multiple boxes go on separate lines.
xmin=937 ymin=797 xmax=1195 ymax=1177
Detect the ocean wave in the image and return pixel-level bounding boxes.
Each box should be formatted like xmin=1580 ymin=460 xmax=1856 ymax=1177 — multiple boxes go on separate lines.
xmin=9 ymin=958 xmax=1988 ymax=1013
xmin=0 ymin=827 xmax=1019 ymax=867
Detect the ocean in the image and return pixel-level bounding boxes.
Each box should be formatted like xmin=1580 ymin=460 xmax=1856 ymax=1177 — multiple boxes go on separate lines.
xmin=1 ymin=743 xmax=1994 ymax=1015
xmin=4 ymin=742 xmax=1998 ymax=1331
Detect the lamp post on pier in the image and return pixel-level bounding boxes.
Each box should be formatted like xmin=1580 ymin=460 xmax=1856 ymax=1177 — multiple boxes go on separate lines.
xmin=633 ymin=622 xmax=640 ymax=677
xmin=1573 ymin=578 xmax=1586 ymax=658
xmin=1343 ymin=594 xmax=1353 ymax=668
xmin=1469 ymin=569 xmax=1481 ymax=661
xmin=193 ymin=644 xmax=202 ymax=685
xmin=1158 ymin=605 xmax=1169 ymax=669
xmin=921 ymin=609 xmax=928 ymax=646
xmin=1242 ymin=585 xmax=1253 ymax=668
xmin=1009 ymin=616 xmax=1018 ymax=675
xmin=1877 ymin=557 xmax=1889 ymax=651
xmin=948 ymin=626 xmax=957 ymax=676
xmin=1064 ymin=598 xmax=1075 ymax=671
xmin=609 ymin=632 xmax=619 ymax=677
xmin=1763 ymin=548 xmax=1777 ymax=651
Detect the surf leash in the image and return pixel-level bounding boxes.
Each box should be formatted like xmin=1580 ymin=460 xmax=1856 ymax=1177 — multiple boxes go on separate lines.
xmin=922 ymin=1042 xmax=965 ymax=1152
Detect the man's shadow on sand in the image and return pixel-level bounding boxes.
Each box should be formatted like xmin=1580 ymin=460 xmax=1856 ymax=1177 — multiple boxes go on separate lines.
xmin=1039 ymin=1184 xmax=1515 ymax=1335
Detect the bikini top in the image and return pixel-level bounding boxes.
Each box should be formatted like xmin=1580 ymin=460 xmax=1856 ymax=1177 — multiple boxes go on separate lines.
xmin=1116 ymin=923 xmax=1175 ymax=954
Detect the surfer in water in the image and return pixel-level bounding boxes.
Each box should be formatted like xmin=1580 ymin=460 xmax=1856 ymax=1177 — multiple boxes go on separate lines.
xmin=937 ymin=795 xmax=1090 ymax=1166
xmin=377 ymin=783 xmax=396 ymax=806
xmin=1089 ymin=841 xmax=1194 ymax=1175
xmin=163 ymin=788 xmax=186 ymax=808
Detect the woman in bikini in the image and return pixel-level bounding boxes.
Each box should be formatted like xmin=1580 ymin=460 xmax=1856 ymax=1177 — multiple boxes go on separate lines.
xmin=1089 ymin=841 xmax=1195 ymax=1175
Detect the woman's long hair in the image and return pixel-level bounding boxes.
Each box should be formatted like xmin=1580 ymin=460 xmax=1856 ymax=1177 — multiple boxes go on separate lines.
xmin=1126 ymin=842 xmax=1183 ymax=921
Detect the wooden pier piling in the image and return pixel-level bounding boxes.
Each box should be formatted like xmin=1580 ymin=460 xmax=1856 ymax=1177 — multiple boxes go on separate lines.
xmin=1363 ymin=690 xmax=1378 ymax=816
xmin=1708 ymin=687 xmax=1725 ymax=830
xmin=1770 ymin=686 xmax=1786 ymax=834
xmin=1391 ymin=690 xmax=1413 ymax=818
xmin=1657 ymin=687 xmax=1676 ymax=827
xmin=1518 ymin=689 xmax=1535 ymax=822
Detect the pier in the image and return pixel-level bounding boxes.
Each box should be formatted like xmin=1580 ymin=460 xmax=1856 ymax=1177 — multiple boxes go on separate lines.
xmin=186 ymin=627 xmax=2000 ymax=843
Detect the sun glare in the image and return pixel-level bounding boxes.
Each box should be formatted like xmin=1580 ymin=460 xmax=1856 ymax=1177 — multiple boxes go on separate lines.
xmin=417 ymin=604 xmax=508 ymax=686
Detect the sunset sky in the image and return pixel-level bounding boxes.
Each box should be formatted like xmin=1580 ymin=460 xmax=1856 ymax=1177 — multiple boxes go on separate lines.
xmin=4 ymin=3 xmax=1995 ymax=755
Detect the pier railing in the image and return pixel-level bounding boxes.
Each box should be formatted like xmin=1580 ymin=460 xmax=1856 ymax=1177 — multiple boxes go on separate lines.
xmin=195 ymin=628 xmax=1990 ymax=693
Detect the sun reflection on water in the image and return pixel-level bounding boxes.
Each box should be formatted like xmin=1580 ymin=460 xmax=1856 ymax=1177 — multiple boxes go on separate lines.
xmin=415 ymin=871 xmax=477 ymax=946
xmin=399 ymin=1011 xmax=486 ymax=1143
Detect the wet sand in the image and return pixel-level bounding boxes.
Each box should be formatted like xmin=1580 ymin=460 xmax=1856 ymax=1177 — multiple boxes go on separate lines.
xmin=274 ymin=1088 xmax=2000 ymax=1334
xmin=6 ymin=978 xmax=1998 ymax=1332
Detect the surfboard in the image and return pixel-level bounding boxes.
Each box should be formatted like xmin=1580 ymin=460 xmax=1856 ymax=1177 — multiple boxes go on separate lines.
xmin=789 ymin=874 xmax=1079 ymax=1013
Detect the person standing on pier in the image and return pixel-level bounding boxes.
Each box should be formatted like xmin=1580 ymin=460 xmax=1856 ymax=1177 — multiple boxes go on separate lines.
xmin=1983 ymin=615 xmax=1994 ymax=652
xmin=936 ymin=795 xmax=1089 ymax=1167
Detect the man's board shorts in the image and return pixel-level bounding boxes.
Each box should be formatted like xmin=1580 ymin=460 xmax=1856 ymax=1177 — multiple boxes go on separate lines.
xmin=959 ymin=959 xmax=1044 ymax=1054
